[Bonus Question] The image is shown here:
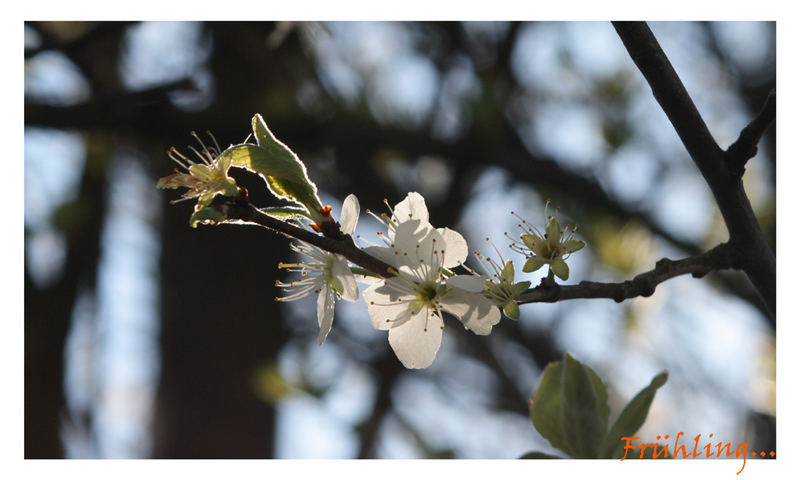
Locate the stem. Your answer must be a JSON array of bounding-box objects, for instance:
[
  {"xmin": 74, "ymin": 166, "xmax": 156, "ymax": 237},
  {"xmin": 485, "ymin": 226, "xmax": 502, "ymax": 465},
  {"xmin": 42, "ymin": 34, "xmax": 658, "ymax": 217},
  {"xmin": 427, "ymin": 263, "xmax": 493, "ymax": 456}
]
[
  {"xmin": 517, "ymin": 243, "xmax": 734, "ymax": 305},
  {"xmin": 214, "ymin": 197, "xmax": 396, "ymax": 278}
]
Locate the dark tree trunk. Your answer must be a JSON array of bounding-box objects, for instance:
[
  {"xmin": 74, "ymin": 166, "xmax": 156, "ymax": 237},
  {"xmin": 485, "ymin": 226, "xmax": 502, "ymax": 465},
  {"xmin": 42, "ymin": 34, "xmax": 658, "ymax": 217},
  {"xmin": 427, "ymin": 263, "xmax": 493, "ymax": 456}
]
[{"xmin": 153, "ymin": 192, "xmax": 290, "ymax": 458}]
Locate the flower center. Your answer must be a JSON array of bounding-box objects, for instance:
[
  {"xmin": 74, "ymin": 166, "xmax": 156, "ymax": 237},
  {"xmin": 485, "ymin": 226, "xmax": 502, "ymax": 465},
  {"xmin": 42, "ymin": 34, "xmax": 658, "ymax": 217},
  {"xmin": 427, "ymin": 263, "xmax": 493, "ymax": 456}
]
[{"xmin": 411, "ymin": 280, "xmax": 440, "ymax": 309}]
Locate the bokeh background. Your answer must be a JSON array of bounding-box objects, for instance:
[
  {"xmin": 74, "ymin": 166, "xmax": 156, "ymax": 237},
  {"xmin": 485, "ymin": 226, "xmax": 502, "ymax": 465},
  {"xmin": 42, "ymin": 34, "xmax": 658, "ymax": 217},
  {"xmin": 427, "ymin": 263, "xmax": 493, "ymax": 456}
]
[{"xmin": 24, "ymin": 21, "xmax": 775, "ymax": 459}]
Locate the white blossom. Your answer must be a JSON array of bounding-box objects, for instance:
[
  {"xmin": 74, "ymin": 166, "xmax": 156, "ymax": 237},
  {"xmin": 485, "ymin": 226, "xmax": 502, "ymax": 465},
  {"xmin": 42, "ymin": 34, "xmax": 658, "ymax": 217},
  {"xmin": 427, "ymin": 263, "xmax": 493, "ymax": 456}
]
[
  {"xmin": 275, "ymin": 194, "xmax": 360, "ymax": 345},
  {"xmin": 362, "ymin": 193, "xmax": 500, "ymax": 368}
]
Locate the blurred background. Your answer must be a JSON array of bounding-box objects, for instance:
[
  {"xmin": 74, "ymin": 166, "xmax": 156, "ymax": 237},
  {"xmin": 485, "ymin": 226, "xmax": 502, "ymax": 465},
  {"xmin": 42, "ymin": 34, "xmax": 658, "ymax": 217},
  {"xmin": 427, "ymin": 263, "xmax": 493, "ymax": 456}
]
[{"xmin": 24, "ymin": 21, "xmax": 775, "ymax": 459}]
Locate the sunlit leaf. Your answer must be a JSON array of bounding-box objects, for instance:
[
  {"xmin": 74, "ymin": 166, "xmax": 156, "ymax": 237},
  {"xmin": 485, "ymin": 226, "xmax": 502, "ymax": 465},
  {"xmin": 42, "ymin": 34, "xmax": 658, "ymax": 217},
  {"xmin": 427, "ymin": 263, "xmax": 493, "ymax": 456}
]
[
  {"xmin": 259, "ymin": 206, "xmax": 313, "ymax": 220},
  {"xmin": 189, "ymin": 206, "xmax": 226, "ymax": 228},
  {"xmin": 221, "ymin": 114, "xmax": 325, "ymax": 222}
]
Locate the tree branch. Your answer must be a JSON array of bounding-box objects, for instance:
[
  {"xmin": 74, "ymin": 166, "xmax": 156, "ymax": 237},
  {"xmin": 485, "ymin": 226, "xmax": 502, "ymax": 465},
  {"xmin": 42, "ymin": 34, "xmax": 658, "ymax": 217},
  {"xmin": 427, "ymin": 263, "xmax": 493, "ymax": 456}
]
[
  {"xmin": 725, "ymin": 89, "xmax": 776, "ymax": 177},
  {"xmin": 612, "ymin": 22, "xmax": 775, "ymax": 316},
  {"xmin": 517, "ymin": 243, "xmax": 733, "ymax": 305},
  {"xmin": 214, "ymin": 197, "xmax": 396, "ymax": 278},
  {"xmin": 213, "ymin": 197, "xmax": 741, "ymax": 316}
]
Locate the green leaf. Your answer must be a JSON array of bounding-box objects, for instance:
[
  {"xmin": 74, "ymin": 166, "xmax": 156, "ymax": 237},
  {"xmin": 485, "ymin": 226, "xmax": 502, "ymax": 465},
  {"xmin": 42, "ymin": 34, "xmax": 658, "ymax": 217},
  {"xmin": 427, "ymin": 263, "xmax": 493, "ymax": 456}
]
[
  {"xmin": 222, "ymin": 144, "xmax": 306, "ymax": 185},
  {"xmin": 585, "ymin": 365, "xmax": 610, "ymax": 429},
  {"xmin": 560, "ymin": 353, "xmax": 608, "ymax": 458},
  {"xmin": 503, "ymin": 300, "xmax": 520, "ymax": 320},
  {"xmin": 259, "ymin": 206, "xmax": 313, "ymax": 220},
  {"xmin": 530, "ymin": 361, "xmax": 572, "ymax": 456},
  {"xmin": 250, "ymin": 114, "xmax": 314, "ymax": 186},
  {"xmin": 523, "ymin": 257, "xmax": 547, "ymax": 273},
  {"xmin": 221, "ymin": 114, "xmax": 326, "ymax": 221},
  {"xmin": 551, "ymin": 257, "xmax": 570, "ymax": 280},
  {"xmin": 519, "ymin": 451, "xmax": 563, "ymax": 459},
  {"xmin": 189, "ymin": 206, "xmax": 226, "ymax": 228},
  {"xmin": 598, "ymin": 372, "xmax": 668, "ymax": 459}
]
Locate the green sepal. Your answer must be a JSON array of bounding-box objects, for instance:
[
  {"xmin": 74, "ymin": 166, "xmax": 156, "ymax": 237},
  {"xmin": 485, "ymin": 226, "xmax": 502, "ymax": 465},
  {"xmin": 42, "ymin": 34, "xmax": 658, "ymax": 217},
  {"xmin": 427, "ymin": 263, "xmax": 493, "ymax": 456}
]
[
  {"xmin": 545, "ymin": 216, "xmax": 562, "ymax": 243},
  {"xmin": 551, "ymin": 257, "xmax": 570, "ymax": 280},
  {"xmin": 520, "ymin": 234, "xmax": 539, "ymax": 251},
  {"xmin": 189, "ymin": 206, "xmax": 227, "ymax": 228},
  {"xmin": 500, "ymin": 260, "xmax": 515, "ymax": 283},
  {"xmin": 523, "ymin": 257, "xmax": 547, "ymax": 273},
  {"xmin": 563, "ymin": 239, "xmax": 586, "ymax": 254},
  {"xmin": 502, "ymin": 300, "xmax": 520, "ymax": 320},
  {"xmin": 559, "ymin": 353, "xmax": 608, "ymax": 458},
  {"xmin": 598, "ymin": 372, "xmax": 668, "ymax": 459},
  {"xmin": 513, "ymin": 280, "xmax": 532, "ymax": 296}
]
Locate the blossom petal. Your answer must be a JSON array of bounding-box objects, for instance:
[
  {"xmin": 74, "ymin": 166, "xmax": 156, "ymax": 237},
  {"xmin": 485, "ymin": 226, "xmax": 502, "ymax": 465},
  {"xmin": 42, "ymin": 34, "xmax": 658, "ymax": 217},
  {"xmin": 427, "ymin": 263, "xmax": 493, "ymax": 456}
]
[
  {"xmin": 339, "ymin": 194, "xmax": 360, "ymax": 235},
  {"xmin": 446, "ymin": 274, "xmax": 486, "ymax": 293},
  {"xmin": 316, "ymin": 285, "xmax": 336, "ymax": 345},
  {"xmin": 440, "ymin": 289, "xmax": 500, "ymax": 336},
  {"xmin": 331, "ymin": 254, "xmax": 358, "ymax": 302},
  {"xmin": 393, "ymin": 192, "xmax": 429, "ymax": 225},
  {"xmin": 391, "ymin": 219, "xmax": 439, "ymax": 270},
  {"xmin": 364, "ymin": 282, "xmax": 414, "ymax": 330},
  {"xmin": 387, "ymin": 309, "xmax": 443, "ymax": 369},
  {"xmin": 364, "ymin": 245, "xmax": 403, "ymax": 269},
  {"xmin": 436, "ymin": 227, "xmax": 468, "ymax": 268}
]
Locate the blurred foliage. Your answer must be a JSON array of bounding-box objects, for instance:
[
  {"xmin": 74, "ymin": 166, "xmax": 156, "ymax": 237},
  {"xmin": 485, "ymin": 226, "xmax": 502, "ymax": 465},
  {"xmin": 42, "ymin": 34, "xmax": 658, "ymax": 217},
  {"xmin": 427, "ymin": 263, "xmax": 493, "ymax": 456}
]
[{"xmin": 525, "ymin": 353, "xmax": 668, "ymax": 459}]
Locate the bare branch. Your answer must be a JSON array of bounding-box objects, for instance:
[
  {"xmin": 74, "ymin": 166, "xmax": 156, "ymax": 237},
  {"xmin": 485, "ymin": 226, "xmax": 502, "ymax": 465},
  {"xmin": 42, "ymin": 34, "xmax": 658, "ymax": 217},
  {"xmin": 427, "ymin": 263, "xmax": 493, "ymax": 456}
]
[
  {"xmin": 612, "ymin": 22, "xmax": 774, "ymax": 316},
  {"xmin": 517, "ymin": 243, "xmax": 733, "ymax": 305},
  {"xmin": 213, "ymin": 197, "xmax": 396, "ymax": 278},
  {"xmin": 725, "ymin": 89, "xmax": 776, "ymax": 176}
]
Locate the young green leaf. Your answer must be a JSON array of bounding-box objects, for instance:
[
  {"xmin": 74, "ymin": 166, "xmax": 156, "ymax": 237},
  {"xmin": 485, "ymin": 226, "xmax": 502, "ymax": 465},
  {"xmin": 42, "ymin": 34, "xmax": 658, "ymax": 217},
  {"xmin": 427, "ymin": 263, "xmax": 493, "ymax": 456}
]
[
  {"xmin": 530, "ymin": 361, "xmax": 573, "ymax": 457},
  {"xmin": 221, "ymin": 114, "xmax": 326, "ymax": 223},
  {"xmin": 560, "ymin": 353, "xmax": 608, "ymax": 458},
  {"xmin": 598, "ymin": 372, "xmax": 668, "ymax": 459},
  {"xmin": 189, "ymin": 206, "xmax": 227, "ymax": 228},
  {"xmin": 259, "ymin": 206, "xmax": 313, "ymax": 220}
]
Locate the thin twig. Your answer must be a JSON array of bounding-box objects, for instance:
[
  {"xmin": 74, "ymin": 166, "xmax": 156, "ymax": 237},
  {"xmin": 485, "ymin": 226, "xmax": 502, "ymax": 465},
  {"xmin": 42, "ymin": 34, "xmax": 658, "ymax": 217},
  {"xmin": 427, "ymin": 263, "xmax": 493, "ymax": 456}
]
[
  {"xmin": 517, "ymin": 243, "xmax": 733, "ymax": 304},
  {"xmin": 725, "ymin": 89, "xmax": 776, "ymax": 176},
  {"xmin": 215, "ymin": 198, "xmax": 396, "ymax": 278}
]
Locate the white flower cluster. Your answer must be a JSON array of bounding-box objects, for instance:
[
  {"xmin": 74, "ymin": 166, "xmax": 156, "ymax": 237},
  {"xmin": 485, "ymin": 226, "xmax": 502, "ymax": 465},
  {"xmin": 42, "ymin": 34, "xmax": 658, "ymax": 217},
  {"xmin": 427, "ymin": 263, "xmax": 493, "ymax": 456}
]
[{"xmin": 276, "ymin": 192, "xmax": 501, "ymax": 369}]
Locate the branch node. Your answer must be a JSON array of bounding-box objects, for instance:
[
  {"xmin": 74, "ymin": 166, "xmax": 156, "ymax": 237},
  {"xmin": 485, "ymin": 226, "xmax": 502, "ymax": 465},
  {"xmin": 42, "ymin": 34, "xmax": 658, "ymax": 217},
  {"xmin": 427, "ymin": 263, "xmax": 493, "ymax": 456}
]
[{"xmin": 725, "ymin": 88, "xmax": 776, "ymax": 177}]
